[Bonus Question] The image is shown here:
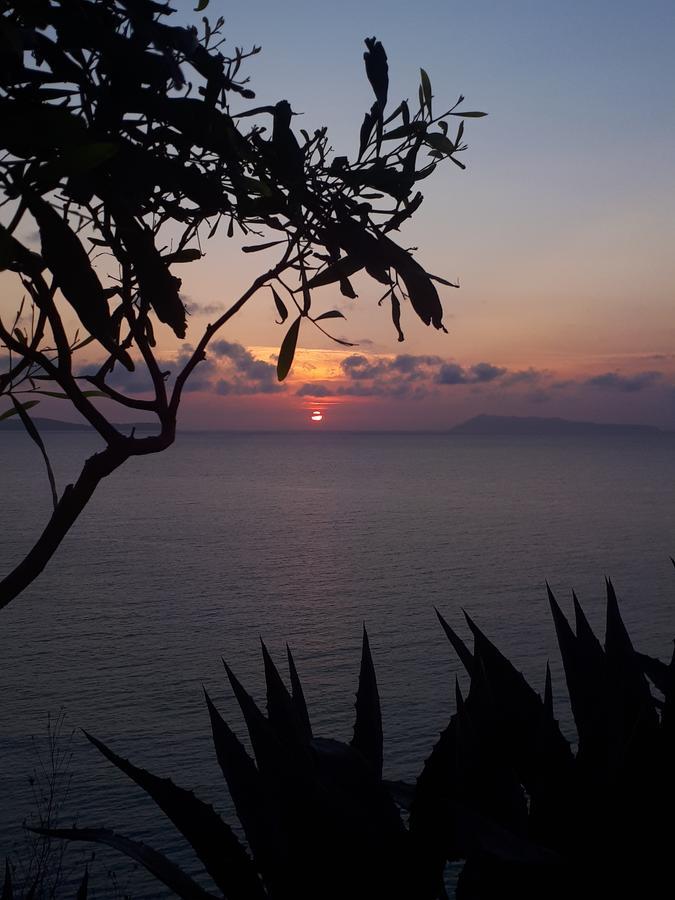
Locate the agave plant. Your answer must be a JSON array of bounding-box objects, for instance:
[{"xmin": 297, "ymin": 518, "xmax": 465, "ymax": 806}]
[
  {"xmin": 34, "ymin": 631, "xmax": 444, "ymax": 899},
  {"xmin": 411, "ymin": 579, "xmax": 674, "ymax": 900},
  {"xmin": 35, "ymin": 585, "xmax": 674, "ymax": 900}
]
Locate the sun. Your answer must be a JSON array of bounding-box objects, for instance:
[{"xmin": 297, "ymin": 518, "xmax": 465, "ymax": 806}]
[{"xmin": 310, "ymin": 410, "xmax": 323, "ymax": 423}]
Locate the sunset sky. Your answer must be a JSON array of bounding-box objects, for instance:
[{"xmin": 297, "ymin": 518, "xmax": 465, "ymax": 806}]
[{"xmin": 3, "ymin": 0, "xmax": 675, "ymax": 430}]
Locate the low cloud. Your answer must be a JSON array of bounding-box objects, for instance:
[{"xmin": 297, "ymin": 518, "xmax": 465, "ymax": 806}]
[
  {"xmin": 76, "ymin": 341, "xmax": 282, "ymax": 397},
  {"xmin": 584, "ymin": 371, "xmax": 662, "ymax": 393},
  {"xmin": 210, "ymin": 340, "xmax": 283, "ymax": 395},
  {"xmin": 297, "ymin": 383, "xmax": 333, "ymax": 397},
  {"xmin": 81, "ymin": 352, "xmax": 218, "ymax": 395},
  {"xmin": 436, "ymin": 361, "xmax": 506, "ymax": 385}
]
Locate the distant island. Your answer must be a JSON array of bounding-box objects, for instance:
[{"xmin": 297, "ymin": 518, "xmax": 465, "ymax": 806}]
[
  {"xmin": 0, "ymin": 416, "xmax": 157, "ymax": 433},
  {"xmin": 449, "ymin": 414, "xmax": 669, "ymax": 437}
]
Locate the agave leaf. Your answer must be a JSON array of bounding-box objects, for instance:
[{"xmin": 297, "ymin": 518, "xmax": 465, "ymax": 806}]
[
  {"xmin": 204, "ymin": 689, "xmax": 284, "ymax": 882},
  {"xmin": 636, "ymin": 652, "xmax": 671, "ymax": 694},
  {"xmin": 2, "ymin": 860, "xmax": 11, "ymax": 900},
  {"xmin": 661, "ymin": 644, "xmax": 675, "ymax": 745},
  {"xmin": 260, "ymin": 640, "xmax": 311, "ymax": 752},
  {"xmin": 572, "ymin": 591, "xmax": 604, "ymax": 661},
  {"xmin": 276, "ymin": 316, "xmax": 301, "ymax": 382},
  {"xmin": 454, "ymin": 804, "xmax": 561, "ymax": 865},
  {"xmin": 31, "ymin": 827, "xmax": 218, "ymax": 900},
  {"xmin": 75, "ymin": 867, "xmax": 89, "ymax": 900},
  {"xmin": 223, "ymin": 661, "xmax": 307, "ymax": 788},
  {"xmin": 543, "ymin": 662, "xmax": 553, "ymax": 719},
  {"xmin": 462, "ymin": 610, "xmax": 574, "ymax": 830},
  {"xmin": 383, "ymin": 779, "xmax": 415, "ymax": 811},
  {"xmin": 604, "ymin": 579, "xmax": 659, "ymax": 746},
  {"xmin": 412, "ymin": 691, "xmax": 527, "ymax": 872},
  {"xmin": 455, "ymin": 676, "xmax": 465, "ymax": 711},
  {"xmin": 351, "ymin": 626, "xmax": 383, "ymax": 778},
  {"xmin": 286, "ymin": 645, "xmax": 312, "ymax": 740},
  {"xmin": 547, "ymin": 584, "xmax": 606, "ymax": 762},
  {"xmin": 435, "ymin": 608, "xmax": 474, "ymax": 674},
  {"xmin": 83, "ymin": 732, "xmax": 264, "ymax": 900}
]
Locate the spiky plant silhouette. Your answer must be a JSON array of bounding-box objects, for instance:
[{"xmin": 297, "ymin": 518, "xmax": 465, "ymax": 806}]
[
  {"xmin": 35, "ymin": 631, "xmax": 439, "ymax": 900},
  {"xmin": 415, "ymin": 580, "xmax": 675, "ymax": 900},
  {"xmin": 35, "ymin": 584, "xmax": 674, "ymax": 900}
]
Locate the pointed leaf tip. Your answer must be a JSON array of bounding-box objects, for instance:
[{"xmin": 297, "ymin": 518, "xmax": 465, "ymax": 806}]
[
  {"xmin": 435, "ymin": 608, "xmax": 474, "ymax": 674},
  {"xmin": 351, "ymin": 627, "xmax": 383, "ymax": 777}
]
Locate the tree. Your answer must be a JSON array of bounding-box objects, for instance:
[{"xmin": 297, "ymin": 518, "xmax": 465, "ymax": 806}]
[{"xmin": 0, "ymin": 0, "xmax": 484, "ymax": 609}]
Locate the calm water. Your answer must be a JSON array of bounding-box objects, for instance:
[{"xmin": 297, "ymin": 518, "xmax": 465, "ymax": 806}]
[{"xmin": 2, "ymin": 430, "xmax": 675, "ymax": 896}]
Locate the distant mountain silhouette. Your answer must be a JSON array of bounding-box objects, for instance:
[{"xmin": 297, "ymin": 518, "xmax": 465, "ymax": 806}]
[
  {"xmin": 450, "ymin": 414, "xmax": 668, "ymax": 436},
  {"xmin": 0, "ymin": 416, "xmax": 156, "ymax": 432}
]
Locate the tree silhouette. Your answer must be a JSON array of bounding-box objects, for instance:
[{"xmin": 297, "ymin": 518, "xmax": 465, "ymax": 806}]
[{"xmin": 0, "ymin": 0, "xmax": 485, "ymax": 608}]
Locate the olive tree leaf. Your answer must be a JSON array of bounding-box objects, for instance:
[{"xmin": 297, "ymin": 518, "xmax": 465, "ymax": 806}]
[
  {"xmin": 276, "ymin": 316, "xmax": 301, "ymax": 381},
  {"xmin": 314, "ymin": 310, "xmax": 345, "ymax": 322},
  {"xmin": 0, "ymin": 399, "xmax": 40, "ymax": 421},
  {"xmin": 270, "ymin": 286, "xmax": 288, "ymax": 324},
  {"xmin": 10, "ymin": 396, "xmax": 57, "ymax": 510},
  {"xmin": 420, "ymin": 69, "xmax": 432, "ymax": 116}
]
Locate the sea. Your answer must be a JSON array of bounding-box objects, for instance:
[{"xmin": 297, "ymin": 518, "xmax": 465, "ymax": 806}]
[{"xmin": 1, "ymin": 430, "xmax": 675, "ymax": 897}]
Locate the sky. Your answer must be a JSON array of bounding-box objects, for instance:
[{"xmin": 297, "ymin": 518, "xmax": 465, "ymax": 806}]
[{"xmin": 3, "ymin": 0, "xmax": 675, "ymax": 430}]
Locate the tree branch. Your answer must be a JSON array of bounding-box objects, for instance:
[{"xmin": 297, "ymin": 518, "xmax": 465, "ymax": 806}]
[
  {"xmin": 0, "ymin": 427, "xmax": 176, "ymax": 610},
  {"xmin": 169, "ymin": 251, "xmax": 296, "ymax": 416}
]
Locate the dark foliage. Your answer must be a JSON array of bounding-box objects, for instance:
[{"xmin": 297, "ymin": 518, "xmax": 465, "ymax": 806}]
[
  {"xmin": 419, "ymin": 582, "xmax": 674, "ymax": 899},
  {"xmin": 37, "ymin": 581, "xmax": 674, "ymax": 899},
  {"xmin": 37, "ymin": 633, "xmax": 435, "ymax": 899},
  {"xmin": 0, "ymin": 0, "xmax": 484, "ymax": 609}
]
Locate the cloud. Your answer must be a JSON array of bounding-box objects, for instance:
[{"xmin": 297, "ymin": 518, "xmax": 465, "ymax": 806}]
[
  {"xmin": 296, "ymin": 383, "xmax": 334, "ymax": 397},
  {"xmin": 340, "ymin": 354, "xmax": 386, "ymax": 380},
  {"xmin": 436, "ymin": 363, "xmax": 467, "ymax": 385},
  {"xmin": 210, "ymin": 340, "xmax": 283, "ymax": 395},
  {"xmin": 338, "ymin": 353, "xmax": 448, "ymax": 398},
  {"xmin": 502, "ymin": 367, "xmax": 545, "ymax": 386},
  {"xmin": 81, "ymin": 353, "xmax": 219, "ymax": 395},
  {"xmin": 183, "ymin": 296, "xmax": 225, "ymax": 317},
  {"xmin": 77, "ymin": 341, "xmax": 283, "ymax": 397},
  {"xmin": 436, "ymin": 361, "xmax": 506, "ymax": 385},
  {"xmin": 584, "ymin": 371, "xmax": 662, "ymax": 392}
]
